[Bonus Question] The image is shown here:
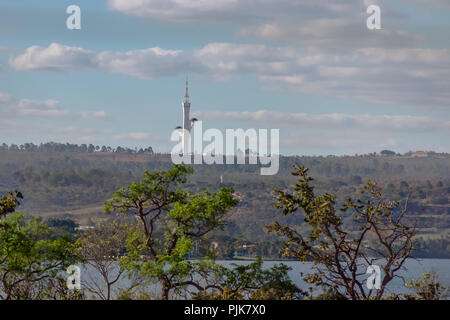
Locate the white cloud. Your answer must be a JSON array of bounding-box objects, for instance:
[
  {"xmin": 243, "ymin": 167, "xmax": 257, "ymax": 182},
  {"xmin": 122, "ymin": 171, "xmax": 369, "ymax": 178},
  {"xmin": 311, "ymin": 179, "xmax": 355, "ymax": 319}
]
[
  {"xmin": 193, "ymin": 109, "xmax": 450, "ymax": 154},
  {"xmin": 194, "ymin": 110, "xmax": 450, "ymax": 133},
  {"xmin": 10, "ymin": 43, "xmax": 191, "ymax": 80},
  {"xmin": 10, "ymin": 43, "xmax": 450, "ymax": 109},
  {"xmin": 94, "ymin": 47, "xmax": 190, "ymax": 79},
  {"xmin": 104, "ymin": 0, "xmax": 440, "ymax": 56},
  {"xmin": 113, "ymin": 132, "xmax": 152, "ymax": 140},
  {"xmin": 0, "ymin": 92, "xmax": 13, "ymax": 104},
  {"xmin": 107, "ymin": 0, "xmax": 450, "ymax": 23},
  {"xmin": 107, "ymin": 0, "xmax": 364, "ymax": 23},
  {"xmin": 237, "ymin": 20, "xmax": 423, "ymax": 48},
  {"xmin": 9, "ymin": 43, "xmax": 95, "ymax": 72},
  {"xmin": 0, "ymin": 92, "xmax": 107, "ymax": 120},
  {"xmin": 81, "ymin": 110, "xmax": 109, "ymax": 119},
  {"xmin": 404, "ymin": 0, "xmax": 450, "ymax": 7}
]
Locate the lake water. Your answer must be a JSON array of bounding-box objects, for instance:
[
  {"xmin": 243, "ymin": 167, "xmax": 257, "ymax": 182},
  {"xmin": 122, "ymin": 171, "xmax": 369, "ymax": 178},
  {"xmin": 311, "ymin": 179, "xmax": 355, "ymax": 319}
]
[
  {"xmin": 80, "ymin": 258, "xmax": 450, "ymax": 299},
  {"xmin": 222, "ymin": 259, "xmax": 450, "ymax": 297}
]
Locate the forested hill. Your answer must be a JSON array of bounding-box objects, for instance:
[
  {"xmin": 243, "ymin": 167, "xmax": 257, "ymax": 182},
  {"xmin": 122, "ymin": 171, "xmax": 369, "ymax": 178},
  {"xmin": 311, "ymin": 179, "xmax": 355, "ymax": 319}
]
[{"xmin": 0, "ymin": 143, "xmax": 449, "ymax": 257}]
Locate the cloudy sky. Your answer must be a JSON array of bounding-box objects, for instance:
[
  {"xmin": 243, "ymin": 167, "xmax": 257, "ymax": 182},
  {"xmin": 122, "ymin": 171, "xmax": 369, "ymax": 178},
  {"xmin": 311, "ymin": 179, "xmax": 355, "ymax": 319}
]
[{"xmin": 0, "ymin": 0, "xmax": 449, "ymax": 155}]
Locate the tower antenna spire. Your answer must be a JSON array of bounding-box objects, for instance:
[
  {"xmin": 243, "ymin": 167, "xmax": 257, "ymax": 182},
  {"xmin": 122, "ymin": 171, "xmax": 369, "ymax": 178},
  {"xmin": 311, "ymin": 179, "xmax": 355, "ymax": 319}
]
[{"xmin": 185, "ymin": 75, "xmax": 189, "ymax": 102}]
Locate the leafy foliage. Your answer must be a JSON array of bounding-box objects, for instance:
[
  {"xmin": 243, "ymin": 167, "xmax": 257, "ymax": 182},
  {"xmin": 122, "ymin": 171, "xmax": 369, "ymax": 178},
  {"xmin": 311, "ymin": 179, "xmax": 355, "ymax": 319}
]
[
  {"xmin": 105, "ymin": 164, "xmax": 238, "ymax": 299},
  {"xmin": 192, "ymin": 257, "xmax": 305, "ymax": 300},
  {"xmin": 0, "ymin": 190, "xmax": 23, "ymax": 217},
  {"xmin": 0, "ymin": 147, "xmax": 448, "ymax": 257},
  {"xmin": 404, "ymin": 270, "xmax": 449, "ymax": 300},
  {"xmin": 0, "ymin": 192, "xmax": 80, "ymax": 300},
  {"xmin": 267, "ymin": 165, "xmax": 417, "ymax": 300}
]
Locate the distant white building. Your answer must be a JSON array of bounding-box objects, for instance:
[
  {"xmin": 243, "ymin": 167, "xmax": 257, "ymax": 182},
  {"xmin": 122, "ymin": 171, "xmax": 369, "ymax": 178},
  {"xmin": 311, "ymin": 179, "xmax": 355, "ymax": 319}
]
[
  {"xmin": 75, "ymin": 225, "xmax": 94, "ymax": 231},
  {"xmin": 410, "ymin": 151, "xmax": 429, "ymax": 158}
]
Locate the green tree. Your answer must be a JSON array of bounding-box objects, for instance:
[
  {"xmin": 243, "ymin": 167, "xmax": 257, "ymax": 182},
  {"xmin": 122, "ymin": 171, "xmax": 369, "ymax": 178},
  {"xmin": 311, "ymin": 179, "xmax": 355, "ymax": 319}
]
[
  {"xmin": 46, "ymin": 217, "xmax": 79, "ymax": 240},
  {"xmin": 104, "ymin": 164, "xmax": 238, "ymax": 300},
  {"xmin": 380, "ymin": 150, "xmax": 396, "ymax": 156},
  {"xmin": 192, "ymin": 257, "xmax": 305, "ymax": 300},
  {"xmin": 0, "ymin": 192, "xmax": 80, "ymax": 300},
  {"xmin": 0, "ymin": 191, "xmax": 23, "ymax": 217},
  {"xmin": 404, "ymin": 270, "xmax": 449, "ymax": 300},
  {"xmin": 267, "ymin": 165, "xmax": 416, "ymax": 300}
]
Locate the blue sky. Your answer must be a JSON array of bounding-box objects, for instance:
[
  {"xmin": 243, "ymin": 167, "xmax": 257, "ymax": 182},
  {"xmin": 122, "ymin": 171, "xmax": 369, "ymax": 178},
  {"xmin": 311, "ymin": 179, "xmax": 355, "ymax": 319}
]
[{"xmin": 0, "ymin": 0, "xmax": 449, "ymax": 155}]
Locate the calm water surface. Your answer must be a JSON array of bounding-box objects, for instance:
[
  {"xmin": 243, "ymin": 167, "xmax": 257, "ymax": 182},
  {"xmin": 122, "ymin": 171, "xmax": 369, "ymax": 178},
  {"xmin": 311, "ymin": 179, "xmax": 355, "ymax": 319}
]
[{"xmin": 80, "ymin": 258, "xmax": 450, "ymax": 299}]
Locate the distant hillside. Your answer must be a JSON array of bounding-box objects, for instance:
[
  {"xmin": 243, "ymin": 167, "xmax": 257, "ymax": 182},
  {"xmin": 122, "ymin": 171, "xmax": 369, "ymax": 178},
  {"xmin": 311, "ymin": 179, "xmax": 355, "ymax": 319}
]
[{"xmin": 0, "ymin": 144, "xmax": 449, "ymax": 257}]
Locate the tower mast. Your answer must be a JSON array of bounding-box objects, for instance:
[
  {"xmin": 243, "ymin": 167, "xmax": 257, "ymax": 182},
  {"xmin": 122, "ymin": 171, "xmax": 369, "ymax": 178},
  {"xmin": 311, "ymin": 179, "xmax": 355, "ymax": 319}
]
[
  {"xmin": 185, "ymin": 76, "xmax": 189, "ymax": 102},
  {"xmin": 182, "ymin": 76, "xmax": 191, "ymax": 154}
]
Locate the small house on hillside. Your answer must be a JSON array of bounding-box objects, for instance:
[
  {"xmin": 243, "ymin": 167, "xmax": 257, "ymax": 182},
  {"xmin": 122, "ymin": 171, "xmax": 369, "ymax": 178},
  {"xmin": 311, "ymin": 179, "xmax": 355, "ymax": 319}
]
[{"xmin": 410, "ymin": 151, "xmax": 429, "ymax": 158}]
